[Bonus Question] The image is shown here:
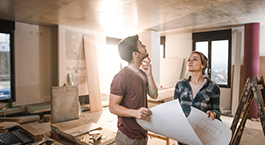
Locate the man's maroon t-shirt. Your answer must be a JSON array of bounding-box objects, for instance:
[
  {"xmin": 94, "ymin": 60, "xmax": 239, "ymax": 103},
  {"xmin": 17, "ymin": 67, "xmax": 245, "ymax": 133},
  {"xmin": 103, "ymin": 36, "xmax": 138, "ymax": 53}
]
[{"xmin": 110, "ymin": 66, "xmax": 148, "ymax": 139}]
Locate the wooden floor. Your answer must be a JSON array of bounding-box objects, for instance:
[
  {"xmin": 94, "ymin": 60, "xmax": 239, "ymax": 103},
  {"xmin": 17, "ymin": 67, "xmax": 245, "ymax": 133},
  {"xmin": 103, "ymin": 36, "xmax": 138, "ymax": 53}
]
[{"xmin": 20, "ymin": 102, "xmax": 265, "ymax": 145}]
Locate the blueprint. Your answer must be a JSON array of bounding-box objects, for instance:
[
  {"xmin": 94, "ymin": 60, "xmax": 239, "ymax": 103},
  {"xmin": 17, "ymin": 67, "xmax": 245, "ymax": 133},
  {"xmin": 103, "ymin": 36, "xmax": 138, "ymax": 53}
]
[{"xmin": 136, "ymin": 99, "xmax": 231, "ymax": 145}]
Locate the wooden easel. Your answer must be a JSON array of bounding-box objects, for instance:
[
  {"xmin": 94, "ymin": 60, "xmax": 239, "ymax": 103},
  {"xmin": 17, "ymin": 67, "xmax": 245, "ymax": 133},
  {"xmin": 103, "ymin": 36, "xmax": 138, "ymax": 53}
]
[{"xmin": 229, "ymin": 77, "xmax": 265, "ymax": 145}]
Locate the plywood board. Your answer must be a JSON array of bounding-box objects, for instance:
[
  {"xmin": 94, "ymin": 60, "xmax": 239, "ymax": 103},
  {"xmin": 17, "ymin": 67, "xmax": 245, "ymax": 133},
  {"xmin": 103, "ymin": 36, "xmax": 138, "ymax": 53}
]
[
  {"xmin": 26, "ymin": 102, "xmax": 51, "ymax": 114},
  {"xmin": 0, "ymin": 107, "xmax": 26, "ymax": 116},
  {"xmin": 51, "ymin": 118, "xmax": 102, "ymax": 143},
  {"xmin": 50, "ymin": 86, "xmax": 79, "ymax": 124},
  {"xmin": 160, "ymin": 58, "xmax": 184, "ymax": 88},
  {"xmin": 260, "ymin": 56, "xmax": 265, "ymax": 78},
  {"xmin": 0, "ymin": 115, "xmax": 40, "ymax": 123},
  {"xmin": 18, "ymin": 124, "xmax": 44, "ymax": 142},
  {"xmin": 0, "ymin": 122, "xmax": 18, "ymax": 130},
  {"xmin": 64, "ymin": 122, "xmax": 102, "ymax": 137},
  {"xmin": 83, "ymin": 35, "xmax": 102, "ymax": 112}
]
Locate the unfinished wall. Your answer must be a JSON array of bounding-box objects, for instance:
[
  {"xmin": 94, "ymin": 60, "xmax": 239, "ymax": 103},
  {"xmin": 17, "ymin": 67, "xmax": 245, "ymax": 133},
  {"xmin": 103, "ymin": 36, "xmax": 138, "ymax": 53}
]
[
  {"xmin": 14, "ymin": 22, "xmax": 57, "ymax": 107},
  {"xmin": 58, "ymin": 25, "xmax": 106, "ymax": 96}
]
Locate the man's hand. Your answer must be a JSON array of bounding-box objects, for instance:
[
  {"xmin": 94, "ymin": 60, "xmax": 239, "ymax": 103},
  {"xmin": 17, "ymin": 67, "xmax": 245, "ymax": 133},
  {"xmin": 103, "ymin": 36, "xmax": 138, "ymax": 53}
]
[
  {"xmin": 206, "ymin": 111, "xmax": 216, "ymax": 120},
  {"xmin": 141, "ymin": 57, "xmax": 152, "ymax": 76},
  {"xmin": 134, "ymin": 107, "xmax": 152, "ymax": 119}
]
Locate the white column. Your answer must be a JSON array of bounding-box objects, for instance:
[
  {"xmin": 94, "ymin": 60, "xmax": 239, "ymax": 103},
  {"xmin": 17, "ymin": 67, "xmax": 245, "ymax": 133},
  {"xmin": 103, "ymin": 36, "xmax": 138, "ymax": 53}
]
[
  {"xmin": 231, "ymin": 27, "xmax": 244, "ymax": 115},
  {"xmin": 139, "ymin": 31, "xmax": 160, "ymax": 87}
]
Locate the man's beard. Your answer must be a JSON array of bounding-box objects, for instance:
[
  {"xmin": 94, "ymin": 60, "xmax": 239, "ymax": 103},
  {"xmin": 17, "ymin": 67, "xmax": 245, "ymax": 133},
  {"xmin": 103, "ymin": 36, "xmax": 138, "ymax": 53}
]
[{"xmin": 141, "ymin": 53, "xmax": 149, "ymax": 61}]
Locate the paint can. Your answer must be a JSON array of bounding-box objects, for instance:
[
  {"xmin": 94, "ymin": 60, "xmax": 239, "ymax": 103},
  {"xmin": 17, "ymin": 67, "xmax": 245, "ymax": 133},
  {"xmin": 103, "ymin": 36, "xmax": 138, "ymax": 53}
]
[{"xmin": 67, "ymin": 73, "xmax": 76, "ymax": 86}]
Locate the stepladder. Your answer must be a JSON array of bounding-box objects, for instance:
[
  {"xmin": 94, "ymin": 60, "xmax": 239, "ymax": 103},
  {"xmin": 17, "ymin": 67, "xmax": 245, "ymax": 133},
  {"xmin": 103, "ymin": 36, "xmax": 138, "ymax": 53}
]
[{"xmin": 229, "ymin": 77, "xmax": 265, "ymax": 145}]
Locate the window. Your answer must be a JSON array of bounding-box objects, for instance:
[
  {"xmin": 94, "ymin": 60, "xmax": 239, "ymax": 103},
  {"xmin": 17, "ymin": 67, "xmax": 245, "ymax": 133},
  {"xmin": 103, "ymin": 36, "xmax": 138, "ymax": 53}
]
[
  {"xmin": 160, "ymin": 36, "xmax": 165, "ymax": 59},
  {"xmin": 193, "ymin": 29, "xmax": 231, "ymax": 88},
  {"xmin": 102, "ymin": 37, "xmax": 125, "ymax": 91},
  {"xmin": 0, "ymin": 19, "xmax": 15, "ymax": 102},
  {"xmin": 106, "ymin": 37, "xmax": 125, "ymax": 70}
]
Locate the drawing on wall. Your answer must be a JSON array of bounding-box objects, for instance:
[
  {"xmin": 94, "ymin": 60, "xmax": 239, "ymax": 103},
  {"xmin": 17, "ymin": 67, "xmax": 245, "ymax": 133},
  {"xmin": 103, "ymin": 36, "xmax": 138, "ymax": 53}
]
[
  {"xmin": 65, "ymin": 29, "xmax": 85, "ymax": 60},
  {"xmin": 136, "ymin": 99, "xmax": 232, "ymax": 145}
]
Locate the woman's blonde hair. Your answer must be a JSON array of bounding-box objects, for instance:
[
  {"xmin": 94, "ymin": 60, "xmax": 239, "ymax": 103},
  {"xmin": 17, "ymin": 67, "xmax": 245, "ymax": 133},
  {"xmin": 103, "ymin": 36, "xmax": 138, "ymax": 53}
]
[{"xmin": 191, "ymin": 51, "xmax": 208, "ymax": 75}]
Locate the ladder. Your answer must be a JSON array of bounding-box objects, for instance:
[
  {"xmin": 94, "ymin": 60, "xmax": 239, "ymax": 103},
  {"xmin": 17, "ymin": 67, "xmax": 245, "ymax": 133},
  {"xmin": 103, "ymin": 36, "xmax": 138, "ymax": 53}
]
[{"xmin": 229, "ymin": 77, "xmax": 265, "ymax": 145}]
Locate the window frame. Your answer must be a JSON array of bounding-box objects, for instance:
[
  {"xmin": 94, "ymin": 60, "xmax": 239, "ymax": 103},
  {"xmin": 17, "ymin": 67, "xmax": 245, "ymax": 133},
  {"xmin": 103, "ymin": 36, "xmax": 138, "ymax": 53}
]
[
  {"xmin": 192, "ymin": 29, "xmax": 232, "ymax": 88},
  {"xmin": 0, "ymin": 19, "xmax": 16, "ymax": 102},
  {"xmin": 160, "ymin": 36, "xmax": 165, "ymax": 58}
]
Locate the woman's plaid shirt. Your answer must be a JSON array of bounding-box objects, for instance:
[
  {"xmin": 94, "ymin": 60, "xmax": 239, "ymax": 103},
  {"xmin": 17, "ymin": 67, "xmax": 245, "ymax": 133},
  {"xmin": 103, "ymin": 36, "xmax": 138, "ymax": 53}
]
[{"xmin": 174, "ymin": 76, "xmax": 221, "ymax": 120}]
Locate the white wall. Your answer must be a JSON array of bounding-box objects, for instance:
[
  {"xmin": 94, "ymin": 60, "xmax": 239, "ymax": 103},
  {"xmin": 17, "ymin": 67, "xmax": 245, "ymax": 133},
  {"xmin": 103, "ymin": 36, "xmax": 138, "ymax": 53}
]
[
  {"xmin": 160, "ymin": 58, "xmax": 184, "ymax": 88},
  {"xmin": 14, "ymin": 22, "xmax": 57, "ymax": 106},
  {"xmin": 166, "ymin": 33, "xmax": 192, "ymax": 79},
  {"xmin": 231, "ymin": 27, "xmax": 244, "ymax": 114}
]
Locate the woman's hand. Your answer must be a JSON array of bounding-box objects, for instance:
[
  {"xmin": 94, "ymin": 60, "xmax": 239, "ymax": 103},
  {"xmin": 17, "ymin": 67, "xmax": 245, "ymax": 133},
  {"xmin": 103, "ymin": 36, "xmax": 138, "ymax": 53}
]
[{"xmin": 206, "ymin": 111, "xmax": 216, "ymax": 120}]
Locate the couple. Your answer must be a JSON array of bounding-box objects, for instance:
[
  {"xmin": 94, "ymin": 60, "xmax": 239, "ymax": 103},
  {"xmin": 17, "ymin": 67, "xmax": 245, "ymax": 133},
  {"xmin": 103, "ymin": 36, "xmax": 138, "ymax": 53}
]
[{"xmin": 109, "ymin": 34, "xmax": 220, "ymax": 145}]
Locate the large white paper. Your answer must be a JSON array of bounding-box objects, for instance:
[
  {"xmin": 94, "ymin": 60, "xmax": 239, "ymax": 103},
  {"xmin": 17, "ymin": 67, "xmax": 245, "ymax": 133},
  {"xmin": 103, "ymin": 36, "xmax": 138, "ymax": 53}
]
[
  {"xmin": 136, "ymin": 99, "xmax": 232, "ymax": 145},
  {"xmin": 136, "ymin": 100, "xmax": 203, "ymax": 145},
  {"xmin": 187, "ymin": 107, "xmax": 232, "ymax": 145}
]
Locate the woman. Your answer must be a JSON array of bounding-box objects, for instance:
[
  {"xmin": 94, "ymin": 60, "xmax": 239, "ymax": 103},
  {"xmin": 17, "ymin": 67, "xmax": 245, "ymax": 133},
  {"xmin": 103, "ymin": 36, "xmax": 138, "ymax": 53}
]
[
  {"xmin": 174, "ymin": 51, "xmax": 220, "ymax": 145},
  {"xmin": 174, "ymin": 51, "xmax": 220, "ymax": 120}
]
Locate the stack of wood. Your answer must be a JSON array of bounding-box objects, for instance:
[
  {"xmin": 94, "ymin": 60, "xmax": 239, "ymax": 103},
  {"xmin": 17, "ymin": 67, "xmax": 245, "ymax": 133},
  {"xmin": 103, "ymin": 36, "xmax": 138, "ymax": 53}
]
[{"xmin": 0, "ymin": 121, "xmax": 18, "ymax": 133}]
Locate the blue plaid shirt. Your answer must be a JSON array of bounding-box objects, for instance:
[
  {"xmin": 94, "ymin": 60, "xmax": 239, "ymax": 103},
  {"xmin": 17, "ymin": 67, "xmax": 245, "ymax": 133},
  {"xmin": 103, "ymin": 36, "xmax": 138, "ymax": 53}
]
[{"xmin": 174, "ymin": 76, "xmax": 221, "ymax": 120}]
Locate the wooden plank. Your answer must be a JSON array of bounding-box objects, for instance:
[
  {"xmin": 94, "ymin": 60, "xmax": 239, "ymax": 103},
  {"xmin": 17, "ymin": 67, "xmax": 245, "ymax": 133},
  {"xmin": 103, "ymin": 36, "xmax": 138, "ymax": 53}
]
[
  {"xmin": 148, "ymin": 132, "xmax": 170, "ymax": 145},
  {"xmin": 63, "ymin": 122, "xmax": 102, "ymax": 137},
  {"xmin": 51, "ymin": 118, "xmax": 96, "ymax": 142},
  {"xmin": 0, "ymin": 115, "xmax": 40, "ymax": 123},
  {"xmin": 18, "ymin": 124, "xmax": 44, "ymax": 142},
  {"xmin": 239, "ymin": 65, "xmax": 244, "ymax": 102},
  {"xmin": 0, "ymin": 122, "xmax": 18, "ymax": 130},
  {"xmin": 260, "ymin": 56, "xmax": 265, "ymax": 78},
  {"xmin": 0, "ymin": 117, "xmax": 22, "ymax": 122},
  {"xmin": 0, "ymin": 107, "xmax": 26, "ymax": 117},
  {"xmin": 43, "ymin": 135, "xmax": 63, "ymax": 145},
  {"xmin": 51, "ymin": 118, "xmax": 115, "ymax": 145},
  {"xmin": 83, "ymin": 35, "xmax": 102, "ymax": 112},
  {"xmin": 75, "ymin": 128, "xmax": 116, "ymax": 145},
  {"xmin": 26, "ymin": 102, "xmax": 51, "ymax": 114}
]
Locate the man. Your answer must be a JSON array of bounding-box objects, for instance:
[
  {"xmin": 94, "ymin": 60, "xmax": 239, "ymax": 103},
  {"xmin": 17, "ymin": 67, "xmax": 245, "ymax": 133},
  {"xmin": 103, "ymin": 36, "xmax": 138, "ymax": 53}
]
[{"xmin": 109, "ymin": 34, "xmax": 158, "ymax": 145}]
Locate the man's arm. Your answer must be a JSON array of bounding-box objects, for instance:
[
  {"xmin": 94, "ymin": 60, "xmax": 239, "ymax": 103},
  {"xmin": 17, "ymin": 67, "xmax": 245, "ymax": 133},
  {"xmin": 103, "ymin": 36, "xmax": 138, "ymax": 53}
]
[
  {"xmin": 146, "ymin": 75, "xmax": 158, "ymax": 99},
  {"xmin": 109, "ymin": 93, "xmax": 152, "ymax": 119},
  {"xmin": 141, "ymin": 57, "xmax": 158, "ymax": 99}
]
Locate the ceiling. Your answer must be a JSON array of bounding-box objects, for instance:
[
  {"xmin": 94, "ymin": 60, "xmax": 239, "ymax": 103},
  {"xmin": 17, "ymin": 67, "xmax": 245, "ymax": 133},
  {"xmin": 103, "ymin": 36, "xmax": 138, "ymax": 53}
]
[{"xmin": 0, "ymin": 0, "xmax": 265, "ymax": 36}]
